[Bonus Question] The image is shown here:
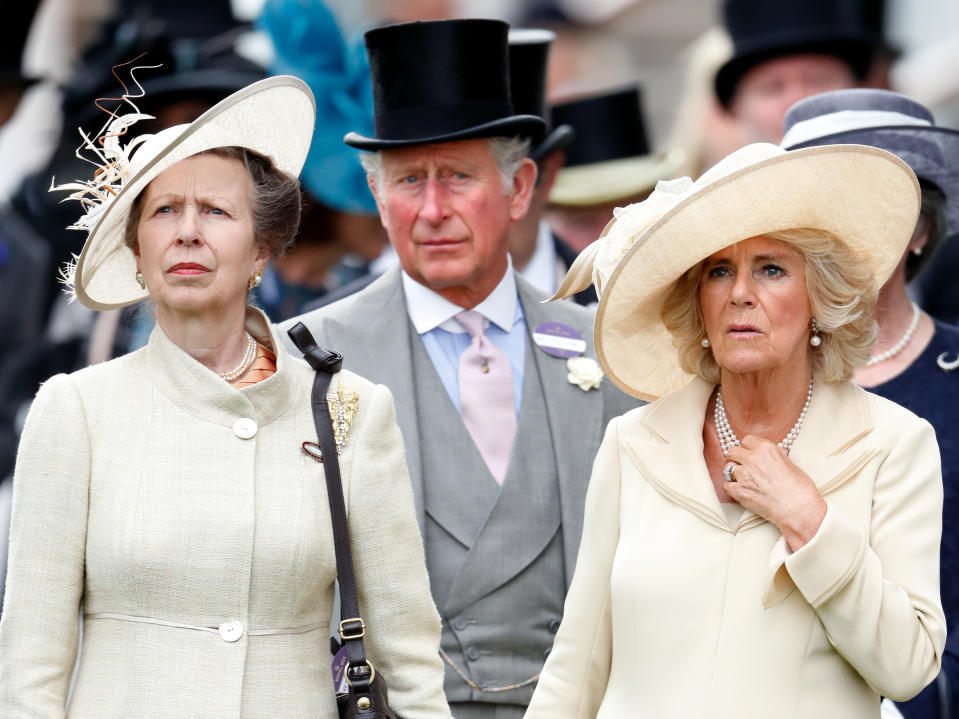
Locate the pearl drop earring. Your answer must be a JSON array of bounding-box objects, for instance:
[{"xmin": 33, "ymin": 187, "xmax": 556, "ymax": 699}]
[
  {"xmin": 701, "ymin": 337, "xmax": 710, "ymax": 348},
  {"xmin": 810, "ymin": 318, "xmax": 822, "ymax": 347}
]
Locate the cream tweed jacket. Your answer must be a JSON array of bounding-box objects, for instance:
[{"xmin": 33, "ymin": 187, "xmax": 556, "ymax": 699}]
[
  {"xmin": 0, "ymin": 309, "xmax": 451, "ymax": 719},
  {"xmin": 525, "ymin": 377, "xmax": 946, "ymax": 719}
]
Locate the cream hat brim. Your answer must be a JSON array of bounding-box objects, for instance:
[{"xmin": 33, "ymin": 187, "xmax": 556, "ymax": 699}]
[
  {"xmin": 70, "ymin": 75, "xmax": 316, "ymax": 310},
  {"xmin": 549, "ymin": 149, "xmax": 685, "ymax": 207},
  {"xmin": 556, "ymin": 143, "xmax": 919, "ymax": 401}
]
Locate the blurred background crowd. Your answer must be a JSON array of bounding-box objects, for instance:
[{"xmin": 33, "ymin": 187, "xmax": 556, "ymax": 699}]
[{"xmin": 1, "ymin": 0, "xmax": 958, "ymax": 606}]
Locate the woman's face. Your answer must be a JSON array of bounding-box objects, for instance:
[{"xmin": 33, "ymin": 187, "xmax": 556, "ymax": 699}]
[
  {"xmin": 699, "ymin": 235, "xmax": 812, "ymax": 376},
  {"xmin": 135, "ymin": 153, "xmax": 268, "ymax": 318}
]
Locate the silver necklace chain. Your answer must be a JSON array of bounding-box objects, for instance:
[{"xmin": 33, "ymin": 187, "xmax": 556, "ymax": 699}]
[
  {"xmin": 865, "ymin": 302, "xmax": 921, "ymax": 367},
  {"xmin": 714, "ymin": 378, "xmax": 813, "ymax": 456},
  {"xmin": 218, "ymin": 332, "xmax": 257, "ymax": 382}
]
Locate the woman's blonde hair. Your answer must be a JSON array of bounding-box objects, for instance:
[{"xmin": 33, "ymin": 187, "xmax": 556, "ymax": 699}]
[{"xmin": 661, "ymin": 228, "xmax": 878, "ymax": 383}]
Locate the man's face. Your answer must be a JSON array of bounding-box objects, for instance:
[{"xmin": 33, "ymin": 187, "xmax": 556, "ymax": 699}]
[
  {"xmin": 370, "ymin": 138, "xmax": 535, "ymax": 307},
  {"xmin": 729, "ymin": 53, "xmax": 856, "ymax": 143}
]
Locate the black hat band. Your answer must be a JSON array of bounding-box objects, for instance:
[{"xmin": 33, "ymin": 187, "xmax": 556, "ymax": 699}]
[{"xmin": 374, "ymin": 100, "xmax": 515, "ymax": 141}]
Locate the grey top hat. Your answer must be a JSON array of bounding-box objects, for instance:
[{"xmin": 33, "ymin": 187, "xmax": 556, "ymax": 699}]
[{"xmin": 781, "ymin": 88, "xmax": 959, "ymax": 236}]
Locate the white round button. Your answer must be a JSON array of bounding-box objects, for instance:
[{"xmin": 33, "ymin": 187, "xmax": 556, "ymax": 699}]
[
  {"xmin": 233, "ymin": 418, "xmax": 257, "ymax": 439},
  {"xmin": 219, "ymin": 620, "xmax": 244, "ymax": 642}
]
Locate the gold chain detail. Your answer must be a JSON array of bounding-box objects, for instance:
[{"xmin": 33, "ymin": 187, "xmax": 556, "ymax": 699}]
[{"xmin": 438, "ymin": 647, "xmax": 540, "ymax": 693}]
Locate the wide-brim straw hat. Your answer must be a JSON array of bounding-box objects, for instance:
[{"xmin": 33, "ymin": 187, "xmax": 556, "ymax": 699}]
[
  {"xmin": 549, "ymin": 149, "xmax": 686, "ymax": 206},
  {"xmin": 553, "ymin": 142, "xmax": 919, "ymax": 401},
  {"xmin": 60, "ymin": 75, "xmax": 315, "ymax": 310},
  {"xmin": 548, "ymin": 86, "xmax": 684, "ymax": 207}
]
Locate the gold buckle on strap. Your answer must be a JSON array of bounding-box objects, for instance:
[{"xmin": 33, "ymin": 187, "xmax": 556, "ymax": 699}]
[
  {"xmin": 345, "ymin": 660, "xmax": 376, "ymax": 686},
  {"xmin": 339, "ymin": 617, "xmax": 366, "ymax": 640}
]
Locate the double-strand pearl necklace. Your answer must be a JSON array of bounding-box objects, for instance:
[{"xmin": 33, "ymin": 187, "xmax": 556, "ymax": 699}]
[
  {"xmin": 865, "ymin": 302, "xmax": 921, "ymax": 366},
  {"xmin": 714, "ymin": 378, "xmax": 813, "ymax": 456},
  {"xmin": 218, "ymin": 332, "xmax": 257, "ymax": 382}
]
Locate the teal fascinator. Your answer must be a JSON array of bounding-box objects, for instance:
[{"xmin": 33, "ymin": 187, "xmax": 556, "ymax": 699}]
[{"xmin": 258, "ymin": 0, "xmax": 377, "ymax": 214}]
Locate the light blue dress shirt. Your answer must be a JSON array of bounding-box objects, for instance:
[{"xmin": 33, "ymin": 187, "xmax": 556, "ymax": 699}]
[{"xmin": 401, "ymin": 264, "xmax": 526, "ymax": 417}]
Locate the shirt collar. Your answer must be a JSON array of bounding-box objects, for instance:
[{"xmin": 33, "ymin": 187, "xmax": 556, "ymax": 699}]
[{"xmin": 401, "ymin": 257, "xmax": 518, "ymax": 335}]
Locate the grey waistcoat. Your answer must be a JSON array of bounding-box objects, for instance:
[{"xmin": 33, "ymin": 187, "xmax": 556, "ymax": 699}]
[{"xmin": 411, "ymin": 331, "xmax": 566, "ymax": 707}]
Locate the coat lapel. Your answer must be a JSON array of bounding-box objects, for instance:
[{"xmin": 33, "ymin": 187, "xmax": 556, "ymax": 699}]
[
  {"xmin": 625, "ymin": 377, "xmax": 879, "ymax": 536},
  {"xmin": 623, "ymin": 378, "xmax": 731, "ymax": 531},
  {"xmin": 625, "ymin": 377, "xmax": 879, "ymax": 608},
  {"xmin": 760, "ymin": 381, "xmax": 879, "ymax": 606},
  {"xmin": 318, "ymin": 268, "xmax": 426, "ymax": 527},
  {"xmin": 517, "ymin": 277, "xmax": 605, "ymax": 588}
]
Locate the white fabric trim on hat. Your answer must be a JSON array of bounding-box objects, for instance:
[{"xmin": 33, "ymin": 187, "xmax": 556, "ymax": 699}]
[
  {"xmin": 508, "ymin": 28, "xmax": 555, "ymax": 44},
  {"xmin": 781, "ymin": 110, "xmax": 932, "ymax": 148}
]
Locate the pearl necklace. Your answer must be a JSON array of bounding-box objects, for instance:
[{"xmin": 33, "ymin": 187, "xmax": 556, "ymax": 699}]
[
  {"xmin": 714, "ymin": 378, "xmax": 813, "ymax": 456},
  {"xmin": 865, "ymin": 302, "xmax": 921, "ymax": 366},
  {"xmin": 218, "ymin": 332, "xmax": 257, "ymax": 382}
]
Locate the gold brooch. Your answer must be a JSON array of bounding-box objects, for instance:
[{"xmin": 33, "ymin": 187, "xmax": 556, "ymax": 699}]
[{"xmin": 327, "ymin": 384, "xmax": 359, "ymax": 454}]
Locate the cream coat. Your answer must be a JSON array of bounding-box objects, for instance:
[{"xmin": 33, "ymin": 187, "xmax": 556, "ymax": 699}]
[
  {"xmin": 0, "ymin": 310, "xmax": 451, "ymax": 719},
  {"xmin": 524, "ymin": 378, "xmax": 946, "ymax": 719}
]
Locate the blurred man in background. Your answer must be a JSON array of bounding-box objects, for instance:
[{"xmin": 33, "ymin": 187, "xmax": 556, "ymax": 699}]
[
  {"xmin": 546, "ymin": 86, "xmax": 683, "ymax": 255},
  {"xmin": 715, "ymin": 0, "xmax": 879, "ymax": 143}
]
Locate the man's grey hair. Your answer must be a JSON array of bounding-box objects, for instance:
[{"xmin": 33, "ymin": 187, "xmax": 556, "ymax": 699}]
[{"xmin": 360, "ymin": 136, "xmax": 531, "ymax": 195}]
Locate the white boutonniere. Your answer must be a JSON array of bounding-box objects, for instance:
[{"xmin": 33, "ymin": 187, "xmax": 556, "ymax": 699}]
[{"xmin": 567, "ymin": 356, "xmax": 604, "ymax": 391}]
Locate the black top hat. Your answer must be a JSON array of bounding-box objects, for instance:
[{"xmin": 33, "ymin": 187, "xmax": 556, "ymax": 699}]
[
  {"xmin": 551, "ymin": 86, "xmax": 650, "ymax": 167},
  {"xmin": 344, "ymin": 19, "xmax": 545, "ymax": 150},
  {"xmin": 715, "ymin": 0, "xmax": 878, "ymax": 108},
  {"xmin": 59, "ymin": 18, "xmax": 263, "ymax": 133},
  {"xmin": 548, "ymin": 86, "xmax": 684, "ymax": 206},
  {"xmin": 135, "ymin": 44, "xmax": 266, "ymax": 115},
  {"xmin": 1, "ymin": 0, "xmax": 41, "ymax": 87},
  {"xmin": 508, "ymin": 29, "xmax": 573, "ymax": 162},
  {"xmin": 118, "ymin": 0, "xmax": 242, "ymax": 40}
]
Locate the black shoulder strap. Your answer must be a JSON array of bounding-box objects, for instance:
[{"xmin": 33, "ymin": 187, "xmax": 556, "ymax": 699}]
[
  {"xmin": 288, "ymin": 322, "xmax": 344, "ymax": 373},
  {"xmin": 287, "ymin": 322, "xmax": 373, "ymax": 685}
]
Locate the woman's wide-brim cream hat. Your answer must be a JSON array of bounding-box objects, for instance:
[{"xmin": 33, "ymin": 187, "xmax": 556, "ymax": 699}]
[
  {"xmin": 58, "ymin": 75, "xmax": 315, "ymax": 310},
  {"xmin": 553, "ymin": 142, "xmax": 920, "ymax": 401}
]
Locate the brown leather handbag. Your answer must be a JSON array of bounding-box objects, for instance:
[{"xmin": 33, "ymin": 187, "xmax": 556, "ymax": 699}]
[{"xmin": 289, "ymin": 323, "xmax": 400, "ymax": 719}]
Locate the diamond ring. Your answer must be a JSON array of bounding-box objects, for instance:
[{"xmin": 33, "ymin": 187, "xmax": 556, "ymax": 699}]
[{"xmin": 723, "ymin": 461, "xmax": 738, "ymax": 483}]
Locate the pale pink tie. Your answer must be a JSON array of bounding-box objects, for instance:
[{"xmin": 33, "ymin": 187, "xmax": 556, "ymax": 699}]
[{"xmin": 454, "ymin": 310, "xmax": 517, "ymax": 484}]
